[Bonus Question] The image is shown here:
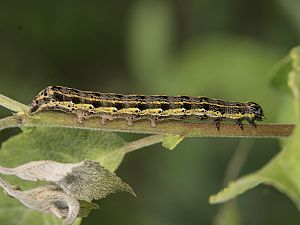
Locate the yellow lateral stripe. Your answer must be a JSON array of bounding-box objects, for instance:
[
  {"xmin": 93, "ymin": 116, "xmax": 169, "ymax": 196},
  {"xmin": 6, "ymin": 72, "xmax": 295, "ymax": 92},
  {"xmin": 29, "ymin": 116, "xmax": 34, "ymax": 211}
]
[{"xmin": 39, "ymin": 100, "xmax": 256, "ymax": 119}]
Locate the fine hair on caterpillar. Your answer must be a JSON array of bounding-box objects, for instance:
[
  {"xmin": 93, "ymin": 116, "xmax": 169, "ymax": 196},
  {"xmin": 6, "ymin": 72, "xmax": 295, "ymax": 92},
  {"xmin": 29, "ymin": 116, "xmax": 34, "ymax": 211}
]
[{"xmin": 29, "ymin": 86, "xmax": 265, "ymax": 130}]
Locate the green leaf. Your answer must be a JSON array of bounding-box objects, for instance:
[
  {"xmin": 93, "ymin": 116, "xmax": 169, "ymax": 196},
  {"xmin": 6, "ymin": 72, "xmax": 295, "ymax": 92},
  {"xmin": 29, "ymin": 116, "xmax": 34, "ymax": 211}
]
[
  {"xmin": 270, "ymin": 45, "xmax": 300, "ymax": 95},
  {"xmin": 209, "ymin": 173, "xmax": 263, "ymax": 204},
  {"xmin": 1, "ymin": 127, "xmax": 126, "ymax": 172},
  {"xmin": 77, "ymin": 201, "xmax": 99, "ymax": 218},
  {"xmin": 162, "ymin": 135, "xmax": 184, "ymax": 150},
  {"xmin": 0, "ymin": 201, "xmax": 82, "ymax": 225},
  {"xmin": 0, "ymin": 127, "xmax": 128, "ymax": 225},
  {"xmin": 290, "ymin": 46, "xmax": 300, "ymax": 73},
  {"xmin": 210, "ymin": 55, "xmax": 300, "ymax": 209},
  {"xmin": 270, "ymin": 56, "xmax": 293, "ymax": 94}
]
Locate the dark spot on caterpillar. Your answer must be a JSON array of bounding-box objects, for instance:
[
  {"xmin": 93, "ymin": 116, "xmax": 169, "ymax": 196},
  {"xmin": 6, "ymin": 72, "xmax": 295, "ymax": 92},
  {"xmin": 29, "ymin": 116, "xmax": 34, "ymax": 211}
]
[
  {"xmin": 211, "ymin": 105, "xmax": 220, "ymax": 112},
  {"xmin": 71, "ymin": 97, "xmax": 81, "ymax": 104},
  {"xmin": 51, "ymin": 86, "xmax": 65, "ymax": 92},
  {"xmin": 218, "ymin": 107, "xmax": 226, "ymax": 114},
  {"xmin": 92, "ymin": 101, "xmax": 102, "ymax": 108},
  {"xmin": 199, "ymin": 97, "xmax": 209, "ymax": 102},
  {"xmin": 233, "ymin": 102, "xmax": 243, "ymax": 107},
  {"xmin": 114, "ymin": 102, "xmax": 125, "ymax": 110},
  {"xmin": 70, "ymin": 88, "xmax": 80, "ymax": 93},
  {"xmin": 160, "ymin": 103, "xmax": 170, "ymax": 111},
  {"xmin": 53, "ymin": 93, "xmax": 64, "ymax": 102},
  {"xmin": 234, "ymin": 108, "xmax": 244, "ymax": 114},
  {"xmin": 179, "ymin": 95, "xmax": 190, "ymax": 100},
  {"xmin": 159, "ymin": 95, "xmax": 169, "ymax": 100},
  {"xmin": 115, "ymin": 94, "xmax": 123, "ymax": 99},
  {"xmin": 182, "ymin": 102, "xmax": 192, "ymax": 110},
  {"xmin": 49, "ymin": 86, "xmax": 57, "ymax": 91},
  {"xmin": 124, "ymin": 95, "xmax": 137, "ymax": 100},
  {"xmin": 29, "ymin": 105, "xmax": 39, "ymax": 113},
  {"xmin": 42, "ymin": 91, "xmax": 48, "ymax": 97},
  {"xmin": 135, "ymin": 95, "xmax": 146, "ymax": 100},
  {"xmin": 89, "ymin": 105, "xmax": 93, "ymax": 109},
  {"xmin": 202, "ymin": 103, "xmax": 209, "ymax": 111},
  {"xmin": 93, "ymin": 92, "xmax": 102, "ymax": 97},
  {"xmin": 213, "ymin": 100, "xmax": 225, "ymax": 106},
  {"xmin": 136, "ymin": 103, "xmax": 148, "ymax": 111}
]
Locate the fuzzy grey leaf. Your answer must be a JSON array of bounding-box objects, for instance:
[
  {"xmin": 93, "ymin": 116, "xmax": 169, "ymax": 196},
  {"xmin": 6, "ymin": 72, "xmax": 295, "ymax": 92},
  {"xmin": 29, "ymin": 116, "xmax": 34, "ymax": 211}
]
[
  {"xmin": 0, "ymin": 160, "xmax": 81, "ymax": 182},
  {"xmin": 0, "ymin": 160, "xmax": 135, "ymax": 201},
  {"xmin": 56, "ymin": 160, "xmax": 136, "ymax": 201},
  {"xmin": 0, "ymin": 176, "xmax": 80, "ymax": 225}
]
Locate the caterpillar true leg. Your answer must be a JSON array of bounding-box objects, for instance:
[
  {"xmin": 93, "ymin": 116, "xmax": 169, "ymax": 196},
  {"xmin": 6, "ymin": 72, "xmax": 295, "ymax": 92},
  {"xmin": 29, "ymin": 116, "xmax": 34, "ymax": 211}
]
[
  {"xmin": 246, "ymin": 118, "xmax": 257, "ymax": 128},
  {"xmin": 213, "ymin": 118, "xmax": 221, "ymax": 131},
  {"xmin": 235, "ymin": 119, "xmax": 244, "ymax": 130}
]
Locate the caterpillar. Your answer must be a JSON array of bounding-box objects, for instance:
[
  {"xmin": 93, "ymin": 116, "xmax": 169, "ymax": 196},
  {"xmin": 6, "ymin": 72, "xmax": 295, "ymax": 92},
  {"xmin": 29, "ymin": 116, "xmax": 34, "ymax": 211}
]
[{"xmin": 29, "ymin": 86, "xmax": 264, "ymax": 130}]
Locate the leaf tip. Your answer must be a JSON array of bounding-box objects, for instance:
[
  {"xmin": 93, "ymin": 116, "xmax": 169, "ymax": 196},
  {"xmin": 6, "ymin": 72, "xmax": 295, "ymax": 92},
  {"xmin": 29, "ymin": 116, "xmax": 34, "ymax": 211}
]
[
  {"xmin": 209, "ymin": 187, "xmax": 230, "ymax": 204},
  {"xmin": 162, "ymin": 135, "xmax": 184, "ymax": 150}
]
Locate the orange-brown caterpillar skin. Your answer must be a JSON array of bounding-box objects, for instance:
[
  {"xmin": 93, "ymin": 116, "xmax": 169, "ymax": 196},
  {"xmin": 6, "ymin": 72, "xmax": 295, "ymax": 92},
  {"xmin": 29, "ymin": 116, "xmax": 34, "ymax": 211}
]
[{"xmin": 29, "ymin": 86, "xmax": 264, "ymax": 130}]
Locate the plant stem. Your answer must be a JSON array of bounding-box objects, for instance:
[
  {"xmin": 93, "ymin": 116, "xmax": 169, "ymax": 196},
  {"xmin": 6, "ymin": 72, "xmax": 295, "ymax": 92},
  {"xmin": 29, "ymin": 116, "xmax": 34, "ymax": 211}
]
[
  {"xmin": 223, "ymin": 139, "xmax": 253, "ymax": 185},
  {"xmin": 0, "ymin": 93, "xmax": 296, "ymax": 138},
  {"xmin": 27, "ymin": 112, "xmax": 295, "ymax": 137},
  {"xmin": 0, "ymin": 94, "xmax": 29, "ymax": 112},
  {"xmin": 0, "ymin": 112, "xmax": 295, "ymax": 138},
  {"xmin": 0, "ymin": 115, "xmax": 24, "ymax": 130}
]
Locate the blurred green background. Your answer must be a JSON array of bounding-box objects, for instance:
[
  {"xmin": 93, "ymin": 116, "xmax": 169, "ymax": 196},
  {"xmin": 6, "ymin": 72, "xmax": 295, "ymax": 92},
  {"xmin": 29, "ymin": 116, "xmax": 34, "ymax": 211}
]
[{"xmin": 0, "ymin": 0, "xmax": 300, "ymax": 225}]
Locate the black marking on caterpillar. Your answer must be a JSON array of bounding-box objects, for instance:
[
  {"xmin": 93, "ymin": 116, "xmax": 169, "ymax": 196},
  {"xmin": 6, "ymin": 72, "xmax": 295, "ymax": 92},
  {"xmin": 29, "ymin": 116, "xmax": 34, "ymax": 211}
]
[{"xmin": 29, "ymin": 86, "xmax": 265, "ymax": 130}]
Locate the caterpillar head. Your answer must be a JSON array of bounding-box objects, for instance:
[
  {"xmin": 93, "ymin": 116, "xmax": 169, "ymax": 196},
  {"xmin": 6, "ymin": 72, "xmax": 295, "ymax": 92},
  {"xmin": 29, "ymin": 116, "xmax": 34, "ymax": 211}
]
[
  {"xmin": 245, "ymin": 102, "xmax": 264, "ymax": 121},
  {"xmin": 29, "ymin": 86, "xmax": 55, "ymax": 114}
]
